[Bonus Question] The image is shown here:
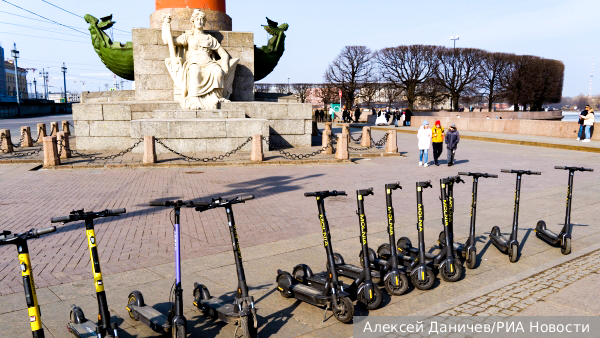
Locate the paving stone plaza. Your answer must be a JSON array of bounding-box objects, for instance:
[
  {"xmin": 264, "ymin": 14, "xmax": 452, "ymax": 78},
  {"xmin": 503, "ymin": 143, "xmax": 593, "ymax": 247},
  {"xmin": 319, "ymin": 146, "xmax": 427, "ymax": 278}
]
[{"xmin": 0, "ymin": 127, "xmax": 599, "ymax": 337}]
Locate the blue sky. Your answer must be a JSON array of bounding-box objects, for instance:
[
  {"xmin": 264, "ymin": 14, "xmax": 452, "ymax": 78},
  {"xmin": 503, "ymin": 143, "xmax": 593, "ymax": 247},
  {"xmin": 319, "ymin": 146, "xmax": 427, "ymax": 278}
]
[{"xmin": 1, "ymin": 0, "xmax": 598, "ymax": 96}]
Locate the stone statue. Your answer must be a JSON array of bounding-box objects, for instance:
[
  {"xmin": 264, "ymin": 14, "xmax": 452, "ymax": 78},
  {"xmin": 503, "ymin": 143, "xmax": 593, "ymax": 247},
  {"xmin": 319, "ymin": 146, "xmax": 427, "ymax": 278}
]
[
  {"xmin": 84, "ymin": 14, "xmax": 134, "ymax": 81},
  {"xmin": 162, "ymin": 10, "xmax": 239, "ymax": 110},
  {"xmin": 254, "ymin": 18, "xmax": 289, "ymax": 81}
]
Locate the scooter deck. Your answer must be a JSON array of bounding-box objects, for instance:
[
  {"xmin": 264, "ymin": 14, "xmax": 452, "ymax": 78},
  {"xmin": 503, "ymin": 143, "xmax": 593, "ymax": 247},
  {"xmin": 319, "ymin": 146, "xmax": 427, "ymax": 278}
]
[
  {"xmin": 67, "ymin": 321, "xmax": 97, "ymax": 338},
  {"xmin": 129, "ymin": 304, "xmax": 169, "ymax": 333},
  {"xmin": 287, "ymin": 283, "xmax": 330, "ymax": 306},
  {"xmin": 199, "ymin": 298, "xmax": 240, "ymax": 323},
  {"xmin": 536, "ymin": 228, "xmax": 562, "ymax": 246},
  {"xmin": 336, "ymin": 263, "xmax": 381, "ymax": 281},
  {"xmin": 490, "ymin": 234, "xmax": 510, "ymax": 252}
]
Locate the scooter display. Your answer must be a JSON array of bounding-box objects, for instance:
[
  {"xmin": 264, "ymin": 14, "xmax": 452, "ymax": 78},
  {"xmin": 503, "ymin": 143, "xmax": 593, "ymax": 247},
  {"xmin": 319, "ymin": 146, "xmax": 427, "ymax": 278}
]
[
  {"xmin": 191, "ymin": 195, "xmax": 258, "ymax": 338},
  {"xmin": 328, "ymin": 188, "xmax": 383, "ymax": 309},
  {"xmin": 0, "ymin": 226, "xmax": 56, "ymax": 338},
  {"xmin": 126, "ymin": 200, "xmax": 199, "ymax": 337},
  {"xmin": 536, "ymin": 166, "xmax": 594, "ymax": 255},
  {"xmin": 51, "ymin": 209, "xmax": 126, "ymax": 338},
  {"xmin": 489, "ymin": 169, "xmax": 541, "ymax": 263},
  {"xmin": 398, "ymin": 177, "xmax": 465, "ymax": 282},
  {"xmin": 276, "ymin": 190, "xmax": 354, "ymax": 323},
  {"xmin": 439, "ymin": 172, "xmax": 497, "ymax": 269}
]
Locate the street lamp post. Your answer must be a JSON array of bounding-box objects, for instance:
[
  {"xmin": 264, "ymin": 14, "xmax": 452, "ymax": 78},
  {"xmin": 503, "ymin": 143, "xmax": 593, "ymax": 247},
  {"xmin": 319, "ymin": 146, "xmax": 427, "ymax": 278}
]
[
  {"xmin": 287, "ymin": 77, "xmax": 290, "ymax": 94},
  {"xmin": 33, "ymin": 78, "xmax": 38, "ymax": 99},
  {"xmin": 11, "ymin": 43, "xmax": 21, "ymax": 117},
  {"xmin": 61, "ymin": 62, "xmax": 68, "ymax": 113},
  {"xmin": 450, "ymin": 35, "xmax": 460, "ymax": 49}
]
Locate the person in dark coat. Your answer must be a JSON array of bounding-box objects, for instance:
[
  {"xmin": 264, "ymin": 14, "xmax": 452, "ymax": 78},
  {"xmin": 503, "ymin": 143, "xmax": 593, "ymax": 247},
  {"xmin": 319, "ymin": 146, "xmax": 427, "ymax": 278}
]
[
  {"xmin": 445, "ymin": 124, "xmax": 460, "ymax": 166},
  {"xmin": 577, "ymin": 105, "xmax": 589, "ymax": 141},
  {"xmin": 404, "ymin": 108, "xmax": 413, "ymax": 126},
  {"xmin": 354, "ymin": 107, "xmax": 361, "ymax": 122}
]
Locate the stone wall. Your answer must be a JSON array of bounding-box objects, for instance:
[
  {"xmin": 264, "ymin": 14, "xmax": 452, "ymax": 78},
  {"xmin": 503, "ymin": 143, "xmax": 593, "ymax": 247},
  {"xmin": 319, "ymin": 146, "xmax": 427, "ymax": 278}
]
[
  {"xmin": 415, "ymin": 110, "xmax": 563, "ymax": 120},
  {"xmin": 132, "ymin": 28, "xmax": 254, "ymax": 103},
  {"xmin": 409, "ymin": 116, "xmax": 600, "ymax": 141},
  {"xmin": 81, "ymin": 90, "xmax": 136, "ymax": 103}
]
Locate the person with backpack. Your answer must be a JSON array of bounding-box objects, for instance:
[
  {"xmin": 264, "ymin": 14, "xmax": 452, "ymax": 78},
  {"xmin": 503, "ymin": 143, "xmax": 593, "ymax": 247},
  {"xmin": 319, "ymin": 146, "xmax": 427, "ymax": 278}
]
[
  {"xmin": 431, "ymin": 120, "xmax": 445, "ymax": 166},
  {"xmin": 445, "ymin": 124, "xmax": 460, "ymax": 166}
]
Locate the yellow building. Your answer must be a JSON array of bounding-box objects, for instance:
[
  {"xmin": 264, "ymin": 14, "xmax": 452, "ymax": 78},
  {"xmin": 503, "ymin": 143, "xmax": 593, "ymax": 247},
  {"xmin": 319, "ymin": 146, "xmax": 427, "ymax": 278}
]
[{"xmin": 4, "ymin": 60, "xmax": 28, "ymax": 99}]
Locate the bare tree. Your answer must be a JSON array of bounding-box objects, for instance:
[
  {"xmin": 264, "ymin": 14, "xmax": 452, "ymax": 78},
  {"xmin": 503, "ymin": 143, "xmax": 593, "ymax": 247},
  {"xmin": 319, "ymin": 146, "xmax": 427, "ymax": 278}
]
[
  {"xmin": 314, "ymin": 84, "xmax": 338, "ymax": 112},
  {"xmin": 381, "ymin": 83, "xmax": 403, "ymax": 108},
  {"xmin": 254, "ymin": 83, "xmax": 272, "ymax": 93},
  {"xmin": 418, "ymin": 77, "xmax": 448, "ymax": 110},
  {"xmin": 478, "ymin": 52, "xmax": 512, "ymax": 112},
  {"xmin": 272, "ymin": 83, "xmax": 289, "ymax": 94},
  {"xmin": 435, "ymin": 47, "xmax": 484, "ymax": 111},
  {"xmin": 325, "ymin": 46, "xmax": 375, "ymax": 108},
  {"xmin": 360, "ymin": 81, "xmax": 382, "ymax": 109},
  {"xmin": 291, "ymin": 83, "xmax": 314, "ymax": 103},
  {"xmin": 376, "ymin": 45, "xmax": 438, "ymax": 110}
]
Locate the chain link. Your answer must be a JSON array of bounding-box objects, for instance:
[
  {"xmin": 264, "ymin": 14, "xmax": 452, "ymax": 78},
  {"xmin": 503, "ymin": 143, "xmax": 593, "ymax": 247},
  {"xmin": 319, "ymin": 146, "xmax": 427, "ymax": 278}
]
[
  {"xmin": 0, "ymin": 133, "xmax": 42, "ymax": 157},
  {"xmin": 349, "ymin": 133, "xmax": 362, "ymax": 143},
  {"xmin": 263, "ymin": 136, "xmax": 335, "ymax": 160},
  {"xmin": 32, "ymin": 126, "xmax": 43, "ymax": 144},
  {"xmin": 348, "ymin": 133, "xmax": 388, "ymax": 151},
  {"xmin": 59, "ymin": 138, "xmax": 143, "ymax": 161},
  {"xmin": 156, "ymin": 137, "xmax": 252, "ymax": 162}
]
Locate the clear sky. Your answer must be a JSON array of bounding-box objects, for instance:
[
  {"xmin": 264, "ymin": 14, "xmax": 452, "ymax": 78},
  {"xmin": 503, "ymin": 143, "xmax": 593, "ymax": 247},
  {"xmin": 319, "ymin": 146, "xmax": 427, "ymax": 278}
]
[{"xmin": 1, "ymin": 0, "xmax": 598, "ymax": 97}]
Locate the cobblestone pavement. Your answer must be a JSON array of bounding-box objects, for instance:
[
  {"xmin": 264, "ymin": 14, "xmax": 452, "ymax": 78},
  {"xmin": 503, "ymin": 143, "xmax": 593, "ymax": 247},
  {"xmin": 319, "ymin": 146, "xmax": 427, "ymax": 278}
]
[{"xmin": 439, "ymin": 248, "xmax": 600, "ymax": 316}]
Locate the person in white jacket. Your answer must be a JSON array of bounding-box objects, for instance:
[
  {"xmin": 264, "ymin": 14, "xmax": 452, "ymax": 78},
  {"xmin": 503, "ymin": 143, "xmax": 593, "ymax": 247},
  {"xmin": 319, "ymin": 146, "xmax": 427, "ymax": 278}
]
[
  {"xmin": 582, "ymin": 108, "xmax": 595, "ymax": 142},
  {"xmin": 417, "ymin": 120, "xmax": 432, "ymax": 166}
]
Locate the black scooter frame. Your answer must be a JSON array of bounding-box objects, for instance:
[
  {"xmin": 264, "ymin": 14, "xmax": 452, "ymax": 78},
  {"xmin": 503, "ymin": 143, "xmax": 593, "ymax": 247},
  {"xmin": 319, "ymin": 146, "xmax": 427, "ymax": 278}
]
[
  {"xmin": 489, "ymin": 169, "xmax": 541, "ymax": 263},
  {"xmin": 192, "ymin": 195, "xmax": 258, "ymax": 338},
  {"xmin": 52, "ymin": 209, "xmax": 125, "ymax": 338},
  {"xmin": 536, "ymin": 166, "xmax": 593, "ymax": 255}
]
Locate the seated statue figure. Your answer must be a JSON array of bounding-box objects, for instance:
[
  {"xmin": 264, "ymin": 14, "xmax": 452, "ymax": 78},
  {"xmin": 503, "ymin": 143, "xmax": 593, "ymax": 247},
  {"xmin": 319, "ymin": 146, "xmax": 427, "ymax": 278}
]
[{"xmin": 162, "ymin": 10, "xmax": 238, "ymax": 110}]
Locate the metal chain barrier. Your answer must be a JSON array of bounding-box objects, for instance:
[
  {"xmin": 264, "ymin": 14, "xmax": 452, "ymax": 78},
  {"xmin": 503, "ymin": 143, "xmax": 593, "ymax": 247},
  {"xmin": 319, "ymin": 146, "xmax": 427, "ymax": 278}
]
[
  {"xmin": 156, "ymin": 137, "xmax": 252, "ymax": 162},
  {"xmin": 59, "ymin": 138, "xmax": 144, "ymax": 161},
  {"xmin": 349, "ymin": 133, "xmax": 362, "ymax": 143},
  {"xmin": 0, "ymin": 133, "xmax": 42, "ymax": 158},
  {"xmin": 32, "ymin": 126, "xmax": 43, "ymax": 144},
  {"xmin": 12, "ymin": 130, "xmax": 26, "ymax": 148},
  {"xmin": 263, "ymin": 136, "xmax": 336, "ymax": 160},
  {"xmin": 348, "ymin": 133, "xmax": 388, "ymax": 151}
]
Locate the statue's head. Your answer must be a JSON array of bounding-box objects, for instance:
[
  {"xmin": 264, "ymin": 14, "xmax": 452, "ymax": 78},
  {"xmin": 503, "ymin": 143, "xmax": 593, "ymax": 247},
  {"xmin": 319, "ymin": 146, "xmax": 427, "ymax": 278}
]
[{"xmin": 190, "ymin": 9, "xmax": 206, "ymax": 29}]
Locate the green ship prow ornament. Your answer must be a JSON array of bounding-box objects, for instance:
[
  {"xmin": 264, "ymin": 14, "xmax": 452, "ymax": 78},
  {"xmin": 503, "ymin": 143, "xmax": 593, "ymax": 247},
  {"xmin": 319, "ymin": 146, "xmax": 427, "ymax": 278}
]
[
  {"xmin": 254, "ymin": 17, "xmax": 288, "ymax": 82},
  {"xmin": 85, "ymin": 14, "xmax": 134, "ymax": 81}
]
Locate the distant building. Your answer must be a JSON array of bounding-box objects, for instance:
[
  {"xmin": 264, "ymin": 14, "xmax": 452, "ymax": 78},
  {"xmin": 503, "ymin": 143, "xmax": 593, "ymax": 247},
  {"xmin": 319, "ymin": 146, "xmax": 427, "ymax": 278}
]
[
  {"xmin": 48, "ymin": 92, "xmax": 80, "ymax": 103},
  {"xmin": 0, "ymin": 46, "xmax": 6, "ymax": 96},
  {"xmin": 4, "ymin": 59, "xmax": 27, "ymax": 99}
]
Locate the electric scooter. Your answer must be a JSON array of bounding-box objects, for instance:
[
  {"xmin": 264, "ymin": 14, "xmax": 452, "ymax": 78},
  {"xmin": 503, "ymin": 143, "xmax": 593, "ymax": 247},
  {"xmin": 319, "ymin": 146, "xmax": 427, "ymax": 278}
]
[
  {"xmin": 0, "ymin": 226, "xmax": 56, "ymax": 338},
  {"xmin": 536, "ymin": 166, "xmax": 593, "ymax": 255},
  {"xmin": 191, "ymin": 195, "xmax": 258, "ymax": 338},
  {"xmin": 439, "ymin": 172, "xmax": 497, "ymax": 269},
  {"xmin": 276, "ymin": 190, "xmax": 354, "ymax": 323},
  {"xmin": 397, "ymin": 177, "xmax": 465, "ymax": 282},
  {"xmin": 51, "ymin": 209, "xmax": 126, "ymax": 338},
  {"xmin": 368, "ymin": 183, "xmax": 410, "ymax": 296},
  {"xmin": 126, "ymin": 200, "xmax": 198, "ymax": 337},
  {"xmin": 327, "ymin": 188, "xmax": 383, "ymax": 309},
  {"xmin": 489, "ymin": 169, "xmax": 541, "ymax": 263}
]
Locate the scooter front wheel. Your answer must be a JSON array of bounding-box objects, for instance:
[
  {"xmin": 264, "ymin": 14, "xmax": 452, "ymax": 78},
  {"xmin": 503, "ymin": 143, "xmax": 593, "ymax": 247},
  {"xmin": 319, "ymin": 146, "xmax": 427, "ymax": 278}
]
[
  {"xmin": 561, "ymin": 237, "xmax": 571, "ymax": 255},
  {"xmin": 466, "ymin": 250, "xmax": 477, "ymax": 269},
  {"xmin": 239, "ymin": 314, "xmax": 258, "ymax": 338},
  {"xmin": 332, "ymin": 297, "xmax": 354, "ymax": 323},
  {"xmin": 509, "ymin": 243, "xmax": 519, "ymax": 263},
  {"xmin": 357, "ymin": 285, "xmax": 383, "ymax": 310},
  {"xmin": 440, "ymin": 260, "xmax": 463, "ymax": 282},
  {"xmin": 384, "ymin": 273, "xmax": 409, "ymax": 296},
  {"xmin": 411, "ymin": 269, "xmax": 435, "ymax": 290},
  {"xmin": 172, "ymin": 323, "xmax": 186, "ymax": 338}
]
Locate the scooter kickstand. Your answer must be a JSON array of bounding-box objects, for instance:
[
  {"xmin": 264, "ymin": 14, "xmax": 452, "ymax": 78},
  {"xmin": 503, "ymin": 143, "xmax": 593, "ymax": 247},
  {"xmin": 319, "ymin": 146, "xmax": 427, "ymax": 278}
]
[{"xmin": 322, "ymin": 303, "xmax": 330, "ymax": 322}]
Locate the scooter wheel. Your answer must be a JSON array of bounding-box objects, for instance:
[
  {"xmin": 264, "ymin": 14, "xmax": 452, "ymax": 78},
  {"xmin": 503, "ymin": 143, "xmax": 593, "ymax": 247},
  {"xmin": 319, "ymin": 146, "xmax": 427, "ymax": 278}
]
[
  {"xmin": 440, "ymin": 260, "xmax": 463, "ymax": 282},
  {"xmin": 357, "ymin": 284, "xmax": 383, "ymax": 310},
  {"xmin": 438, "ymin": 230, "xmax": 446, "ymax": 247},
  {"xmin": 411, "ymin": 268, "xmax": 435, "ymax": 290},
  {"xmin": 536, "ymin": 220, "xmax": 547, "ymax": 232},
  {"xmin": 292, "ymin": 264, "xmax": 314, "ymax": 284},
  {"xmin": 384, "ymin": 273, "xmax": 409, "ymax": 296},
  {"xmin": 377, "ymin": 244, "xmax": 391, "ymax": 260},
  {"xmin": 466, "ymin": 250, "xmax": 477, "ymax": 269},
  {"xmin": 69, "ymin": 306, "xmax": 85, "ymax": 325},
  {"xmin": 332, "ymin": 297, "xmax": 354, "ymax": 323},
  {"xmin": 333, "ymin": 253, "xmax": 345, "ymax": 265},
  {"xmin": 397, "ymin": 237, "xmax": 412, "ymax": 251},
  {"xmin": 193, "ymin": 284, "xmax": 211, "ymax": 314},
  {"xmin": 276, "ymin": 274, "xmax": 293, "ymax": 298},
  {"xmin": 172, "ymin": 323, "xmax": 186, "ymax": 338},
  {"xmin": 127, "ymin": 291, "xmax": 144, "ymax": 320},
  {"xmin": 561, "ymin": 237, "xmax": 571, "ymax": 255},
  {"xmin": 239, "ymin": 314, "xmax": 258, "ymax": 338},
  {"xmin": 509, "ymin": 244, "xmax": 519, "ymax": 263},
  {"xmin": 358, "ymin": 248, "xmax": 376, "ymax": 269}
]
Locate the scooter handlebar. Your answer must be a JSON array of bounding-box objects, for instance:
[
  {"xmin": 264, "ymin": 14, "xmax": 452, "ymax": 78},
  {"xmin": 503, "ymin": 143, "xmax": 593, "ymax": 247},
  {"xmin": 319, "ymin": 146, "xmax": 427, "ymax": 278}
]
[
  {"xmin": 304, "ymin": 190, "xmax": 346, "ymax": 197},
  {"xmin": 33, "ymin": 226, "xmax": 56, "ymax": 236},
  {"xmin": 501, "ymin": 169, "xmax": 541, "ymax": 175},
  {"xmin": 555, "ymin": 166, "xmax": 594, "ymax": 172},
  {"xmin": 51, "ymin": 215, "xmax": 72, "ymax": 223},
  {"xmin": 239, "ymin": 195, "xmax": 255, "ymax": 202},
  {"xmin": 417, "ymin": 181, "xmax": 432, "ymax": 188},
  {"xmin": 385, "ymin": 182, "xmax": 402, "ymax": 190},
  {"xmin": 357, "ymin": 188, "xmax": 374, "ymax": 196},
  {"xmin": 149, "ymin": 200, "xmax": 169, "ymax": 206},
  {"xmin": 107, "ymin": 208, "xmax": 126, "ymax": 215}
]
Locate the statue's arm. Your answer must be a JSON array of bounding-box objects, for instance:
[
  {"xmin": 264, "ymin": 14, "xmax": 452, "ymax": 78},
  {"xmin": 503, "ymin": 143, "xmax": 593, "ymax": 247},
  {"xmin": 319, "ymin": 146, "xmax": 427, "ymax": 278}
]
[
  {"xmin": 162, "ymin": 14, "xmax": 186, "ymax": 46},
  {"xmin": 216, "ymin": 46, "xmax": 231, "ymax": 73}
]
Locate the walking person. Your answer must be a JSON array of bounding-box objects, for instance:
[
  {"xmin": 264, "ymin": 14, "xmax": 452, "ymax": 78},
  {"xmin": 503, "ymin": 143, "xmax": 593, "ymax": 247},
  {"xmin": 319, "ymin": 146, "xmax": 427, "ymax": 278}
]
[
  {"xmin": 405, "ymin": 108, "xmax": 413, "ymax": 126},
  {"xmin": 445, "ymin": 124, "xmax": 460, "ymax": 166},
  {"xmin": 354, "ymin": 107, "xmax": 361, "ymax": 122},
  {"xmin": 431, "ymin": 120, "xmax": 444, "ymax": 166},
  {"xmin": 581, "ymin": 108, "xmax": 595, "ymax": 142},
  {"xmin": 417, "ymin": 120, "xmax": 432, "ymax": 167},
  {"xmin": 577, "ymin": 105, "xmax": 589, "ymax": 141}
]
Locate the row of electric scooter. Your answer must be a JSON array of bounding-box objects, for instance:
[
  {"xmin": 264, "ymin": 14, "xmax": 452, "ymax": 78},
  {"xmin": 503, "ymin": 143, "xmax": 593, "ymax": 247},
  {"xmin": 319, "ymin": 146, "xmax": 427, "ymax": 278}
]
[{"xmin": 0, "ymin": 166, "xmax": 592, "ymax": 337}]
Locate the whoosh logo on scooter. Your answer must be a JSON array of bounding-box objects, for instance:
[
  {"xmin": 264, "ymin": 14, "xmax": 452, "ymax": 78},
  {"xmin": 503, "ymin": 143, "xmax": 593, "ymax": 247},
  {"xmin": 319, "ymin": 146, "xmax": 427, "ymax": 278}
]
[
  {"xmin": 387, "ymin": 207, "xmax": 393, "ymax": 235},
  {"xmin": 319, "ymin": 214, "xmax": 328, "ymax": 247}
]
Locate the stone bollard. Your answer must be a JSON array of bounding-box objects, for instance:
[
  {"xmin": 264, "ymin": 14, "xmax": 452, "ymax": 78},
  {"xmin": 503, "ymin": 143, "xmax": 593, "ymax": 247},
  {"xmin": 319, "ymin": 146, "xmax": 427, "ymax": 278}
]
[
  {"xmin": 361, "ymin": 127, "xmax": 371, "ymax": 147},
  {"xmin": 250, "ymin": 134, "xmax": 264, "ymax": 162},
  {"xmin": 386, "ymin": 130, "xmax": 398, "ymax": 153},
  {"xmin": 43, "ymin": 136, "xmax": 60, "ymax": 166},
  {"xmin": 20, "ymin": 126, "xmax": 33, "ymax": 147},
  {"xmin": 0, "ymin": 129, "xmax": 13, "ymax": 153},
  {"xmin": 143, "ymin": 136, "xmax": 157, "ymax": 164},
  {"xmin": 57, "ymin": 131, "xmax": 71, "ymax": 159},
  {"xmin": 335, "ymin": 134, "xmax": 349, "ymax": 160},
  {"xmin": 311, "ymin": 121, "xmax": 319, "ymax": 136},
  {"xmin": 50, "ymin": 122, "xmax": 59, "ymax": 136},
  {"xmin": 341, "ymin": 125, "xmax": 349, "ymax": 137},
  {"xmin": 322, "ymin": 130, "xmax": 333, "ymax": 155},
  {"xmin": 324, "ymin": 122, "xmax": 332, "ymax": 132},
  {"xmin": 37, "ymin": 123, "xmax": 47, "ymax": 142},
  {"xmin": 62, "ymin": 120, "xmax": 70, "ymax": 133}
]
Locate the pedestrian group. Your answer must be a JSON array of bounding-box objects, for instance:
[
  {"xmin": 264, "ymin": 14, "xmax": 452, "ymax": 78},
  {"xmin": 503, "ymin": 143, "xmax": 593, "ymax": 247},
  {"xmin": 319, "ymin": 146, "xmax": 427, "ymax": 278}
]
[{"xmin": 417, "ymin": 120, "xmax": 460, "ymax": 167}]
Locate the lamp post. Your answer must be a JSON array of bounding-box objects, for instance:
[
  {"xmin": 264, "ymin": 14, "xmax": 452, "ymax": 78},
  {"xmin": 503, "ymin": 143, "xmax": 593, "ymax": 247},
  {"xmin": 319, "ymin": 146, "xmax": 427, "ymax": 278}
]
[
  {"xmin": 287, "ymin": 77, "xmax": 290, "ymax": 94},
  {"xmin": 450, "ymin": 35, "xmax": 460, "ymax": 49},
  {"xmin": 33, "ymin": 78, "xmax": 37, "ymax": 99},
  {"xmin": 11, "ymin": 43, "xmax": 21, "ymax": 117},
  {"xmin": 61, "ymin": 62, "xmax": 68, "ymax": 113},
  {"xmin": 39, "ymin": 69, "xmax": 49, "ymax": 100}
]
